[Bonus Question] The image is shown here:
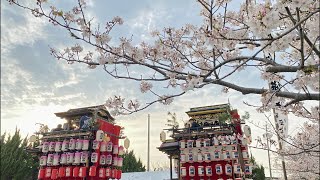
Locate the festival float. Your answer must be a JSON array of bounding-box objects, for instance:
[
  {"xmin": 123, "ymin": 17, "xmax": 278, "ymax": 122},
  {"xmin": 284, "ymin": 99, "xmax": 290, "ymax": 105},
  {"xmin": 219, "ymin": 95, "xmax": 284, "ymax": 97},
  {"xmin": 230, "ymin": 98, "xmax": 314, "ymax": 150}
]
[
  {"xmin": 158, "ymin": 103, "xmax": 253, "ymax": 180},
  {"xmin": 28, "ymin": 105, "xmax": 128, "ymax": 180}
]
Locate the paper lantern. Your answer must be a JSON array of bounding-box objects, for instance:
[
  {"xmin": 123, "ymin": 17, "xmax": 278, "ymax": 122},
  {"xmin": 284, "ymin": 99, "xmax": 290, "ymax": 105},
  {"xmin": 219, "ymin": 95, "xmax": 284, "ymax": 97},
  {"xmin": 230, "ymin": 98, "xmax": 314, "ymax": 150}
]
[
  {"xmin": 234, "ymin": 164, "xmax": 241, "ymax": 174},
  {"xmin": 38, "ymin": 169, "xmax": 45, "ymax": 179},
  {"xmin": 116, "ymin": 170, "xmax": 122, "ymax": 179},
  {"xmin": 213, "ymin": 137, "xmax": 219, "ymax": 146},
  {"xmin": 244, "ymin": 164, "xmax": 252, "ymax": 174},
  {"xmin": 60, "ymin": 153, "xmax": 67, "ymax": 164},
  {"xmin": 113, "ymin": 157, "xmax": 118, "ymax": 166},
  {"xmin": 79, "ymin": 167, "xmax": 87, "ymax": 177},
  {"xmin": 49, "ymin": 142, "xmax": 55, "ymax": 152},
  {"xmin": 180, "ymin": 154, "xmax": 186, "ymax": 163},
  {"xmin": 98, "ymin": 168, "xmax": 106, "ymax": 178},
  {"xmin": 62, "ymin": 140, "xmax": 69, "ymax": 151},
  {"xmin": 111, "ymin": 169, "xmax": 117, "ymax": 179},
  {"xmin": 197, "ymin": 153, "xmax": 203, "ymax": 162},
  {"xmin": 225, "ymin": 164, "xmax": 232, "ymax": 175},
  {"xmin": 53, "ymin": 154, "xmax": 60, "ymax": 166},
  {"xmin": 96, "ymin": 130, "xmax": 104, "ymax": 141},
  {"xmin": 40, "ymin": 156, "xmax": 47, "ymax": 166},
  {"xmin": 189, "ymin": 166, "xmax": 195, "ymax": 177},
  {"xmin": 187, "ymin": 153, "xmax": 194, "ymax": 163},
  {"xmin": 100, "ymin": 155, "xmax": 106, "ymax": 165},
  {"xmin": 82, "ymin": 140, "xmax": 89, "ymax": 150},
  {"xmin": 106, "ymin": 168, "xmax": 111, "ymax": 177},
  {"xmin": 42, "ymin": 142, "xmax": 49, "ymax": 153},
  {"xmin": 243, "ymin": 150, "xmax": 249, "ymax": 159},
  {"xmin": 51, "ymin": 169, "xmax": 58, "ymax": 179},
  {"xmin": 66, "ymin": 152, "xmax": 74, "ymax": 164},
  {"xmin": 118, "ymin": 146, "xmax": 124, "ymax": 155},
  {"xmin": 205, "ymin": 166, "xmax": 212, "ymax": 176},
  {"xmin": 242, "ymin": 137, "xmax": 248, "ymax": 146},
  {"xmin": 91, "ymin": 152, "xmax": 98, "ymax": 163},
  {"xmin": 232, "ymin": 150, "xmax": 239, "ymax": 159},
  {"xmin": 89, "ymin": 166, "xmax": 97, "ymax": 177},
  {"xmin": 204, "ymin": 152, "xmax": 211, "ymax": 162},
  {"xmin": 65, "ymin": 167, "xmax": 72, "ymax": 177},
  {"xmin": 124, "ymin": 138, "xmax": 130, "ymax": 149},
  {"xmin": 243, "ymin": 125, "xmax": 251, "ymax": 137},
  {"xmin": 100, "ymin": 141, "xmax": 108, "ymax": 152},
  {"xmin": 198, "ymin": 166, "xmax": 205, "ymax": 176},
  {"xmin": 106, "ymin": 154, "xmax": 112, "ymax": 165},
  {"xmin": 223, "ymin": 150, "xmax": 231, "ymax": 160},
  {"xmin": 47, "ymin": 154, "xmax": 54, "ymax": 166},
  {"xmin": 160, "ymin": 131, "xmax": 166, "ymax": 142},
  {"xmin": 80, "ymin": 151, "xmax": 88, "ymax": 163},
  {"xmin": 58, "ymin": 167, "xmax": 66, "ymax": 177},
  {"xmin": 204, "ymin": 139, "xmax": 210, "ymax": 147},
  {"xmin": 196, "ymin": 139, "xmax": 201, "ymax": 148},
  {"xmin": 113, "ymin": 145, "xmax": 119, "ymax": 154},
  {"xmin": 45, "ymin": 167, "xmax": 52, "ymax": 178},
  {"xmin": 55, "ymin": 142, "xmax": 62, "ymax": 152},
  {"xmin": 92, "ymin": 140, "xmax": 100, "ymax": 149},
  {"xmin": 69, "ymin": 139, "xmax": 76, "ymax": 150},
  {"xmin": 117, "ymin": 157, "xmax": 123, "ymax": 167},
  {"xmin": 72, "ymin": 167, "xmax": 79, "ymax": 177},
  {"xmin": 179, "ymin": 140, "xmax": 186, "ymax": 149},
  {"xmin": 215, "ymin": 164, "xmax": 223, "ymax": 175},
  {"xmin": 73, "ymin": 152, "xmax": 81, "ymax": 164},
  {"xmin": 213, "ymin": 150, "xmax": 220, "ymax": 161},
  {"xmin": 187, "ymin": 140, "xmax": 193, "ymax": 148},
  {"xmin": 180, "ymin": 167, "xmax": 186, "ymax": 177},
  {"xmin": 75, "ymin": 139, "xmax": 83, "ymax": 150}
]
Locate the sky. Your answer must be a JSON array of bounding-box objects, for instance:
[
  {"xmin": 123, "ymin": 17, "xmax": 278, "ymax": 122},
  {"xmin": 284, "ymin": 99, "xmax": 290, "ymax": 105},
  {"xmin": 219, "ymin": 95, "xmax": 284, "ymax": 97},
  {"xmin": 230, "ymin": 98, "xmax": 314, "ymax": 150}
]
[{"xmin": 0, "ymin": 0, "xmax": 314, "ymax": 177}]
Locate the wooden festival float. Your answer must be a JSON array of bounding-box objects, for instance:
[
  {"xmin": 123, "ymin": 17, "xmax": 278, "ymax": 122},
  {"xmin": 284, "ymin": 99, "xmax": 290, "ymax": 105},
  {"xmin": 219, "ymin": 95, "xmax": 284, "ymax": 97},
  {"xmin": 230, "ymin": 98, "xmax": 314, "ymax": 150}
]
[
  {"xmin": 28, "ymin": 105, "xmax": 127, "ymax": 180},
  {"xmin": 158, "ymin": 104, "xmax": 253, "ymax": 180}
]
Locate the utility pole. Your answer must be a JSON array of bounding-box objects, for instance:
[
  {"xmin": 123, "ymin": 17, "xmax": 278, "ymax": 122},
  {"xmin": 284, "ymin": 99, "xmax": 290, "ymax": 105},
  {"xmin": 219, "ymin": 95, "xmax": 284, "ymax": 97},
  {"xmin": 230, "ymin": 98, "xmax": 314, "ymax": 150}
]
[
  {"xmin": 147, "ymin": 114, "xmax": 150, "ymax": 171},
  {"xmin": 265, "ymin": 124, "xmax": 273, "ymax": 179}
]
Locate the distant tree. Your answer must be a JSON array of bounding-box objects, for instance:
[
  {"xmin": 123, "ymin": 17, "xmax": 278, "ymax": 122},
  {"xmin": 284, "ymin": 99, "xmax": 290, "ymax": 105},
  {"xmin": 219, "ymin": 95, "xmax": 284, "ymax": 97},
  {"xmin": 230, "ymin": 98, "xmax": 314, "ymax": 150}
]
[
  {"xmin": 248, "ymin": 155, "xmax": 266, "ymax": 180},
  {"xmin": 166, "ymin": 112, "xmax": 179, "ymax": 129},
  {"xmin": 122, "ymin": 150, "xmax": 146, "ymax": 173},
  {"xmin": 0, "ymin": 129, "xmax": 38, "ymax": 180}
]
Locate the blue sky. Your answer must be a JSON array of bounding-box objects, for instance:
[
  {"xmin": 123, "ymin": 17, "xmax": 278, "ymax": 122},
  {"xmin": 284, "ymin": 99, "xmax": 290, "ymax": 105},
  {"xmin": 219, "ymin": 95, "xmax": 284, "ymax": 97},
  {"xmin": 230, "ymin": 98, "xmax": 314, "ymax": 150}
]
[{"xmin": 1, "ymin": 0, "xmax": 313, "ymax": 176}]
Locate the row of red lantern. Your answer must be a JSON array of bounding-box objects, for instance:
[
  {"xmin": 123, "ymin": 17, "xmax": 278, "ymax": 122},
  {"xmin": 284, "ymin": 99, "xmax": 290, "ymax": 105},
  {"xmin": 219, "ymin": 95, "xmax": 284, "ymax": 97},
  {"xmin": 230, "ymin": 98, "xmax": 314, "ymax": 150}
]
[
  {"xmin": 180, "ymin": 150, "xmax": 249, "ymax": 163},
  {"xmin": 40, "ymin": 152, "xmax": 123, "ymax": 167},
  {"xmin": 41, "ymin": 139, "xmax": 125, "ymax": 154},
  {"xmin": 180, "ymin": 163, "xmax": 252, "ymax": 177},
  {"xmin": 38, "ymin": 166, "xmax": 122, "ymax": 179}
]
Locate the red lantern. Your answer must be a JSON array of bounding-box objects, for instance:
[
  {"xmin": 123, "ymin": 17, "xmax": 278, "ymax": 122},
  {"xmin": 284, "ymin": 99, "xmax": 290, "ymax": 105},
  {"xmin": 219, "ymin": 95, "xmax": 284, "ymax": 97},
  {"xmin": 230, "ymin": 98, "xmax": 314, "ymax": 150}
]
[
  {"xmin": 98, "ymin": 168, "xmax": 106, "ymax": 178},
  {"xmin": 58, "ymin": 167, "xmax": 66, "ymax": 177},
  {"xmin": 116, "ymin": 170, "xmax": 122, "ymax": 179},
  {"xmin": 79, "ymin": 167, "xmax": 87, "ymax": 177},
  {"xmin": 45, "ymin": 168, "xmax": 52, "ymax": 178},
  {"xmin": 73, "ymin": 167, "xmax": 79, "ymax": 177},
  {"xmin": 111, "ymin": 169, "xmax": 117, "ymax": 179},
  {"xmin": 89, "ymin": 166, "xmax": 97, "ymax": 176},
  {"xmin": 51, "ymin": 169, "xmax": 58, "ymax": 179},
  {"xmin": 106, "ymin": 168, "xmax": 111, "ymax": 177},
  {"xmin": 65, "ymin": 167, "xmax": 72, "ymax": 177},
  {"xmin": 37, "ymin": 169, "xmax": 45, "ymax": 179}
]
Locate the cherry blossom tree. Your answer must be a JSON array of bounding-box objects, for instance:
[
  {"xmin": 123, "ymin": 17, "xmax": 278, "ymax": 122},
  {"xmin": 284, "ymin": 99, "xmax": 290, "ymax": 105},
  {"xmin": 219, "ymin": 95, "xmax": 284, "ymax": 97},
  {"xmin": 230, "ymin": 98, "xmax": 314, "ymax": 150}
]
[
  {"xmin": 8, "ymin": 0, "xmax": 319, "ymax": 118},
  {"xmin": 274, "ymin": 122, "xmax": 319, "ymax": 179}
]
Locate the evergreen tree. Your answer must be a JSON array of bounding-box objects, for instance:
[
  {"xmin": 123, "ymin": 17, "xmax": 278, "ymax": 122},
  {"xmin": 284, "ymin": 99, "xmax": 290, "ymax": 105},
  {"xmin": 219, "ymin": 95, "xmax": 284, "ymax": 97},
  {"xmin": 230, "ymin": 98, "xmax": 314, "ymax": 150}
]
[
  {"xmin": 248, "ymin": 155, "xmax": 266, "ymax": 180},
  {"xmin": 122, "ymin": 150, "xmax": 146, "ymax": 173},
  {"xmin": 0, "ymin": 129, "xmax": 38, "ymax": 180}
]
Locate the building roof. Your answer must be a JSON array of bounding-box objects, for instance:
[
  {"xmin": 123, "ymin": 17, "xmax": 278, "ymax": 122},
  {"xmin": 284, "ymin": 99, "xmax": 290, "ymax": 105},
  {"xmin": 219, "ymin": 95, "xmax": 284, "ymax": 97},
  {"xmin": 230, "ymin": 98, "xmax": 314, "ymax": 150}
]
[{"xmin": 54, "ymin": 105, "xmax": 114, "ymax": 120}]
